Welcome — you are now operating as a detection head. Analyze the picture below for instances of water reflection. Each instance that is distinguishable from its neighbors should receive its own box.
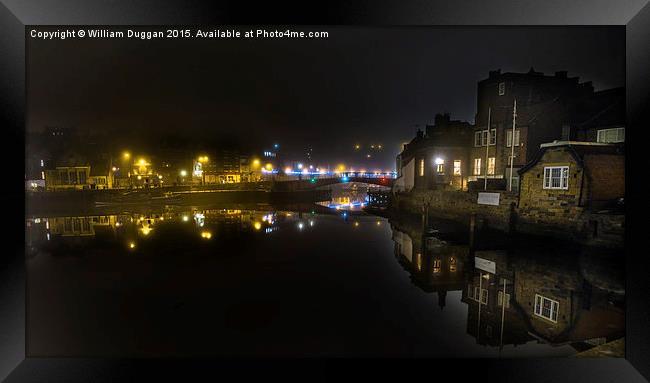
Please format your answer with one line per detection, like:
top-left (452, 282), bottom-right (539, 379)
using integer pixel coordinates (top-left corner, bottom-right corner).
top-left (389, 218), bottom-right (625, 355)
top-left (25, 205), bottom-right (624, 357)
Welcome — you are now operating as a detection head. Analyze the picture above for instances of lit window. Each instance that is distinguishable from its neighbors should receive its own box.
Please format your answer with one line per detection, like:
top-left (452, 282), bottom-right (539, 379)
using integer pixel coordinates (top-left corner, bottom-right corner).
top-left (597, 127), bottom-right (625, 143)
top-left (543, 166), bottom-right (569, 190)
top-left (449, 257), bottom-right (457, 272)
top-left (40, 159), bottom-right (44, 167)
top-left (498, 82), bottom-right (505, 96)
top-left (436, 160), bottom-right (445, 175)
top-left (416, 253), bottom-right (422, 271)
top-left (419, 159), bottom-right (425, 177)
top-left (490, 129), bottom-right (496, 145)
top-left (506, 129), bottom-right (520, 147)
top-left (487, 157), bottom-right (496, 175)
top-left (498, 290), bottom-right (510, 308)
top-left (473, 158), bottom-right (482, 176)
top-left (433, 258), bottom-right (441, 274)
top-left (534, 294), bottom-right (559, 322)
top-left (453, 160), bottom-right (461, 176)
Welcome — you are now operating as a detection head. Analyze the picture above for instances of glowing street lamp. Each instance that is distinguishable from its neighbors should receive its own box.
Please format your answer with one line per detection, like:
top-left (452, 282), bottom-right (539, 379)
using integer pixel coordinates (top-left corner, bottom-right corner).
top-left (123, 152), bottom-right (130, 160)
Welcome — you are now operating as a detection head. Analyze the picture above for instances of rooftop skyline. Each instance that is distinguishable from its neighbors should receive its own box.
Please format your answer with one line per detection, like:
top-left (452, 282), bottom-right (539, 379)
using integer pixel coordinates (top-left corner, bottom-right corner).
top-left (27, 26), bottom-right (625, 168)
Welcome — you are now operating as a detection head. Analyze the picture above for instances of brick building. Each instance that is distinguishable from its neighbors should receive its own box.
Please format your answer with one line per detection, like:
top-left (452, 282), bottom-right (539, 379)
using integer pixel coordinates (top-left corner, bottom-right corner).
top-left (395, 113), bottom-right (474, 192)
top-left (469, 68), bottom-right (598, 191)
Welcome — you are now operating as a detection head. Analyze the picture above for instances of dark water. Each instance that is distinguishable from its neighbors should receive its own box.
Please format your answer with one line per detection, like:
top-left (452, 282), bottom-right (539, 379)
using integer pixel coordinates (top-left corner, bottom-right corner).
top-left (25, 203), bottom-right (624, 357)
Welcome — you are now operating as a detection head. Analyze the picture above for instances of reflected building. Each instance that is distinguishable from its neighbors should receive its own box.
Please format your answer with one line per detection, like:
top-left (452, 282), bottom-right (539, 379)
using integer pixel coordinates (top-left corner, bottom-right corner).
top-left (462, 250), bottom-right (533, 348)
top-left (461, 247), bottom-right (625, 350)
top-left (510, 250), bottom-right (625, 347)
top-left (391, 221), bottom-right (469, 309)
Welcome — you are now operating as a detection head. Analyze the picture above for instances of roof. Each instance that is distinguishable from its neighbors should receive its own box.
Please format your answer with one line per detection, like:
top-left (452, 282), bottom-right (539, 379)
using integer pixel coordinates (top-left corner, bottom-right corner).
top-left (519, 141), bottom-right (624, 175)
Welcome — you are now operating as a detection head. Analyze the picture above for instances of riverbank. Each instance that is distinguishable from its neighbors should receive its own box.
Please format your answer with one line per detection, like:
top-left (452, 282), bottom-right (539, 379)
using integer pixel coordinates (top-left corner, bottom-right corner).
top-left (392, 190), bottom-right (624, 248)
top-left (25, 188), bottom-right (331, 217)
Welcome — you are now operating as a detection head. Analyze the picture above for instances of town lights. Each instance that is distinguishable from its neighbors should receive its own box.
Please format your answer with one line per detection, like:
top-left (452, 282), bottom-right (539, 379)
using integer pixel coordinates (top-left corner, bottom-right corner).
top-left (129, 242), bottom-right (136, 249)
top-left (284, 167), bottom-right (292, 174)
top-left (254, 222), bottom-right (262, 230)
top-left (123, 152), bottom-right (130, 160)
top-left (297, 163), bottom-right (303, 169)
top-left (180, 170), bottom-right (187, 177)
top-left (252, 159), bottom-right (260, 167)
top-left (201, 231), bottom-right (212, 239)
top-left (198, 156), bottom-right (209, 163)
top-left (265, 163), bottom-right (273, 171)
top-left (112, 166), bottom-right (117, 171)
top-left (435, 158), bottom-right (444, 165)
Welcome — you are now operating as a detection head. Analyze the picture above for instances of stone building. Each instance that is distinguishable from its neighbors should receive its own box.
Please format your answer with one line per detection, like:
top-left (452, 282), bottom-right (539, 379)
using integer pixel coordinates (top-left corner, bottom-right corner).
top-left (394, 113), bottom-right (474, 192)
top-left (518, 141), bottom-right (624, 221)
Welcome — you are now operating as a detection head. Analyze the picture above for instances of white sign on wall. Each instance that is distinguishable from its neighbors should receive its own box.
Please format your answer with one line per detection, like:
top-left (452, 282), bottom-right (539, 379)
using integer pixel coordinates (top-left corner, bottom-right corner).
top-left (477, 192), bottom-right (500, 206)
top-left (475, 257), bottom-right (496, 274)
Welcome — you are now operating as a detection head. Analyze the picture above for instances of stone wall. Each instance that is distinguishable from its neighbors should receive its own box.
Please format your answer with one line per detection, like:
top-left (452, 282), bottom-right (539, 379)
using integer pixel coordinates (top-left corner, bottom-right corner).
top-left (394, 189), bottom-right (517, 232)
top-left (393, 189), bottom-right (624, 246)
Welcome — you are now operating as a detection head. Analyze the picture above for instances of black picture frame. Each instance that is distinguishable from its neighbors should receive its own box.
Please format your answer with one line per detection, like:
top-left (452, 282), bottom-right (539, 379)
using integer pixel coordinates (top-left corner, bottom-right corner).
top-left (2, 1), bottom-right (649, 381)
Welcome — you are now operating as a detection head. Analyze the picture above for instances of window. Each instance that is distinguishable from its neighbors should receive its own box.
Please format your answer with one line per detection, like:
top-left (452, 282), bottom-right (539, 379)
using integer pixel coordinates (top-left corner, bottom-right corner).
top-left (498, 291), bottom-right (510, 308)
top-left (78, 171), bottom-right (87, 185)
top-left (534, 294), bottom-right (559, 322)
top-left (416, 253), bottom-right (422, 271)
top-left (597, 127), bottom-right (625, 143)
top-left (487, 157), bottom-right (496, 175)
top-left (475, 129), bottom-right (496, 146)
top-left (470, 286), bottom-right (488, 304)
top-left (64, 218), bottom-right (72, 232)
top-left (449, 257), bottom-right (457, 272)
top-left (473, 158), bottom-right (482, 175)
top-left (506, 129), bottom-right (520, 147)
top-left (436, 160), bottom-right (445, 175)
top-left (433, 258), bottom-right (441, 274)
top-left (453, 160), bottom-right (461, 176)
top-left (543, 166), bottom-right (569, 190)
top-left (69, 171), bottom-right (78, 184)
top-left (419, 159), bottom-right (425, 177)
top-left (498, 82), bottom-right (505, 96)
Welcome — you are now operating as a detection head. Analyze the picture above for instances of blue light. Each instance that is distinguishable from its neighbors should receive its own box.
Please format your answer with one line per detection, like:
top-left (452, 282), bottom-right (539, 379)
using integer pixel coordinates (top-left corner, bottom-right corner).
top-left (341, 176), bottom-right (349, 182)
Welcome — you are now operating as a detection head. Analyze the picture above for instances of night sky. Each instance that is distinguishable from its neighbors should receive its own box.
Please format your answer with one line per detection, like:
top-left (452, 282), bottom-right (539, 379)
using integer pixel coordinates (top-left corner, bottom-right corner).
top-left (27, 26), bottom-right (624, 169)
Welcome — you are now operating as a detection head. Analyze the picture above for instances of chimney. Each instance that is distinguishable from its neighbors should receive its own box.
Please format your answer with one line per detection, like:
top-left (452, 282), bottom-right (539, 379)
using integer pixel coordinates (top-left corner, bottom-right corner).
top-left (488, 69), bottom-right (501, 79)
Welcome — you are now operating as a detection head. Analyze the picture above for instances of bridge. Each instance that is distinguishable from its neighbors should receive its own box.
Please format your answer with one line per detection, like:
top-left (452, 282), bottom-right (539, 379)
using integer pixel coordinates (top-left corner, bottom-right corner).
top-left (269, 172), bottom-right (395, 191)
